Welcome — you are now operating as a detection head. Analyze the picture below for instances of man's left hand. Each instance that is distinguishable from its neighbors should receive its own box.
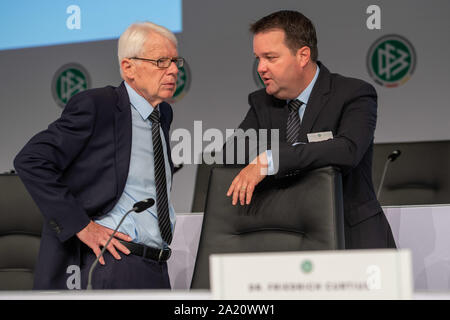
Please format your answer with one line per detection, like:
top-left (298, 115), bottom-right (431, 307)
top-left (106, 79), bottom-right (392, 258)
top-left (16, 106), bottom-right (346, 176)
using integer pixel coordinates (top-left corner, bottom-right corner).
top-left (226, 152), bottom-right (268, 205)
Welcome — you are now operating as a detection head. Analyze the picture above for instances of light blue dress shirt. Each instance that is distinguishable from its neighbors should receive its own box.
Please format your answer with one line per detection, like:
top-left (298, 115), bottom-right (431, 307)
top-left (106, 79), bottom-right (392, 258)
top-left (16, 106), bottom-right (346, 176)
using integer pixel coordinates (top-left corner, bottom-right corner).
top-left (95, 82), bottom-right (176, 249)
top-left (266, 65), bottom-right (320, 175)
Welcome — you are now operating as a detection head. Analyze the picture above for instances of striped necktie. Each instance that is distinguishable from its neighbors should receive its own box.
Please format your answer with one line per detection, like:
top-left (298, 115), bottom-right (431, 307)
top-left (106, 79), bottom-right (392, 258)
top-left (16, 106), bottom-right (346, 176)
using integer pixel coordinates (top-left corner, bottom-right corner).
top-left (149, 108), bottom-right (172, 245)
top-left (286, 99), bottom-right (304, 144)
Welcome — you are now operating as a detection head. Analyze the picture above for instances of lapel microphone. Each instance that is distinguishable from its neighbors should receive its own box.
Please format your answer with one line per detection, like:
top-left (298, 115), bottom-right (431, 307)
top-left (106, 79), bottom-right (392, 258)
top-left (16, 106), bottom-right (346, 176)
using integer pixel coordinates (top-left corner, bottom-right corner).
top-left (87, 198), bottom-right (155, 290)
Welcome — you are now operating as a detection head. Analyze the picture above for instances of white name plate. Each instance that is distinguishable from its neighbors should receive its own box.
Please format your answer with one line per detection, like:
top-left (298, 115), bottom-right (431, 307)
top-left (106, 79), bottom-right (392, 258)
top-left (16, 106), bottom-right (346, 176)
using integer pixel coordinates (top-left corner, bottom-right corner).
top-left (210, 249), bottom-right (412, 300)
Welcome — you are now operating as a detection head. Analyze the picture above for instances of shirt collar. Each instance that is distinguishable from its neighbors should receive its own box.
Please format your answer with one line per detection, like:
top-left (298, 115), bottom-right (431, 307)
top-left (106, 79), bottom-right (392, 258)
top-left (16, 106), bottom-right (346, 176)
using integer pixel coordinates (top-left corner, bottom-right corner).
top-left (124, 81), bottom-right (156, 120)
top-left (294, 64), bottom-right (320, 105)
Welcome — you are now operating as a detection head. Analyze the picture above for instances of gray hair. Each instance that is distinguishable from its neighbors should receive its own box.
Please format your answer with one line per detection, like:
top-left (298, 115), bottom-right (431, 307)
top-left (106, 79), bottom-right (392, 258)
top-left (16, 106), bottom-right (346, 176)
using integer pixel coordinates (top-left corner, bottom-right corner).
top-left (118, 22), bottom-right (177, 75)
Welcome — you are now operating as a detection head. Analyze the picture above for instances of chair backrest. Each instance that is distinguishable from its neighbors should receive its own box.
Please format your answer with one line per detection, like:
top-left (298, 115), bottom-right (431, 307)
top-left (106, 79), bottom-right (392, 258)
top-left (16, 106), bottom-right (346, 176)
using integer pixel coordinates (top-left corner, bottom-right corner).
top-left (373, 141), bottom-right (450, 206)
top-left (191, 166), bottom-right (345, 289)
top-left (0, 174), bottom-right (43, 290)
top-left (191, 161), bottom-right (223, 212)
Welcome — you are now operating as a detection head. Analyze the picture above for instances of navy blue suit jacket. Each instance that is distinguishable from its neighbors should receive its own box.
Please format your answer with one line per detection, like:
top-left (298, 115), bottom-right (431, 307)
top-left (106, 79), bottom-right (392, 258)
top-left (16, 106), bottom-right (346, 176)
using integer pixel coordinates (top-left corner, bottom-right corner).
top-left (234, 62), bottom-right (396, 249)
top-left (14, 82), bottom-right (174, 289)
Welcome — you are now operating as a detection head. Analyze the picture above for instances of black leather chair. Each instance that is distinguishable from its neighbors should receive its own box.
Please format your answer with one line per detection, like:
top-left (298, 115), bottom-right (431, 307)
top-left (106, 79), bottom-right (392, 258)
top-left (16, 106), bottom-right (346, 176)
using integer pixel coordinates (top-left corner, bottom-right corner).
top-left (191, 166), bottom-right (345, 289)
top-left (373, 140), bottom-right (450, 206)
top-left (191, 160), bottom-right (223, 212)
top-left (0, 174), bottom-right (43, 290)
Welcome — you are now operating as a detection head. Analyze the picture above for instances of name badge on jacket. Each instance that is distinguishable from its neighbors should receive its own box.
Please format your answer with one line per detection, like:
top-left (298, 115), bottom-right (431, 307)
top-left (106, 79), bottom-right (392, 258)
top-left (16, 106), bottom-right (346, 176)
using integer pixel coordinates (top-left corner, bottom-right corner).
top-left (307, 131), bottom-right (333, 143)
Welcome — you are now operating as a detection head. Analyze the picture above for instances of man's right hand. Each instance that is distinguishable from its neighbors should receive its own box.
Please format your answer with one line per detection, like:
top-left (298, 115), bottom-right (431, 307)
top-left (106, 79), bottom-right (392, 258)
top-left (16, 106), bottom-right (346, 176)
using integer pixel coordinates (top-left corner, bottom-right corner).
top-left (76, 221), bottom-right (132, 265)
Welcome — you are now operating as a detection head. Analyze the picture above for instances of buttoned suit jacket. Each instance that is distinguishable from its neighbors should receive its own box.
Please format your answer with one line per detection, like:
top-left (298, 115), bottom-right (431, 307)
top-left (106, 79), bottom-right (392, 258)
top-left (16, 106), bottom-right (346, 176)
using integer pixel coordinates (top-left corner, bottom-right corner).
top-left (14, 82), bottom-right (174, 289)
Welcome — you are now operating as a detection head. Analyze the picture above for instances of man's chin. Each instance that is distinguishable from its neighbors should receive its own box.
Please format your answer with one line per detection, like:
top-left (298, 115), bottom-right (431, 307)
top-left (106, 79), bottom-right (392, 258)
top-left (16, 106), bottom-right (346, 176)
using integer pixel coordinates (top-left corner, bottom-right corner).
top-left (265, 86), bottom-right (279, 97)
top-left (265, 86), bottom-right (274, 95)
top-left (265, 87), bottom-right (288, 100)
top-left (161, 90), bottom-right (176, 100)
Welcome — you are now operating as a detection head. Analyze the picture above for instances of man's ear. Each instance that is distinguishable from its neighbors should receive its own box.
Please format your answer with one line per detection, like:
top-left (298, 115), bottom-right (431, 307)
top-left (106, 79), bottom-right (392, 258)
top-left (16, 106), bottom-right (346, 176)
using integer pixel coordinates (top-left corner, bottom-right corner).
top-left (296, 46), bottom-right (311, 68)
top-left (121, 58), bottom-right (135, 79)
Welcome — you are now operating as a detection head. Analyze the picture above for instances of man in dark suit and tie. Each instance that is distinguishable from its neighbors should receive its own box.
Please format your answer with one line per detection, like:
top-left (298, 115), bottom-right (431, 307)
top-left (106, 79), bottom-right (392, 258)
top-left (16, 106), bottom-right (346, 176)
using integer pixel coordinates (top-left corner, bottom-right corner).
top-left (14, 22), bottom-right (183, 289)
top-left (226, 10), bottom-right (396, 249)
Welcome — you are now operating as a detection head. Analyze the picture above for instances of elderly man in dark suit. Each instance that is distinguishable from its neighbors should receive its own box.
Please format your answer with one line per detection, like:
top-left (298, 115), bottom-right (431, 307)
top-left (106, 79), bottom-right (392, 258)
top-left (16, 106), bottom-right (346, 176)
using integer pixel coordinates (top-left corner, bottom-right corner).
top-left (226, 10), bottom-right (396, 249)
top-left (14, 22), bottom-right (183, 289)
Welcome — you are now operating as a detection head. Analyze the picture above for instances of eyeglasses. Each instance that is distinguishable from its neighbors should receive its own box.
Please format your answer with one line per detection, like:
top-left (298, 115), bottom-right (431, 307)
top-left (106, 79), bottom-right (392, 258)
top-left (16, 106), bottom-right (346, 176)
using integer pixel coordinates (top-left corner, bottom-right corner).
top-left (130, 57), bottom-right (184, 68)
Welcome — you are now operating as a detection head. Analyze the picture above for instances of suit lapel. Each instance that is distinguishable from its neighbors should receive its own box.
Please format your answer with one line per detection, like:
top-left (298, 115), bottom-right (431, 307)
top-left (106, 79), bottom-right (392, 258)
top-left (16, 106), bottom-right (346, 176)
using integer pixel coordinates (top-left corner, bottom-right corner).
top-left (264, 62), bottom-right (332, 143)
top-left (114, 82), bottom-right (132, 197)
top-left (267, 96), bottom-right (288, 142)
top-left (298, 62), bottom-right (332, 142)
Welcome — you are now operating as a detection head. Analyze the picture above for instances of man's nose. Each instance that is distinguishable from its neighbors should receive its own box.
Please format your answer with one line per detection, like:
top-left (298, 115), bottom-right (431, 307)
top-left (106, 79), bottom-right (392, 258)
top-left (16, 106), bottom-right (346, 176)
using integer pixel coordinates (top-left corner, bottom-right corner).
top-left (257, 60), bottom-right (267, 74)
top-left (168, 60), bottom-right (179, 75)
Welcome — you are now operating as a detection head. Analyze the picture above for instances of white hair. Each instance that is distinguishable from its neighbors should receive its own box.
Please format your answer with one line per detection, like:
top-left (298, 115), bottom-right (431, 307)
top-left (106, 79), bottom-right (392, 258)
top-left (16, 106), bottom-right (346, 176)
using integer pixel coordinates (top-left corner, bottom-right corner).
top-left (118, 22), bottom-right (178, 76)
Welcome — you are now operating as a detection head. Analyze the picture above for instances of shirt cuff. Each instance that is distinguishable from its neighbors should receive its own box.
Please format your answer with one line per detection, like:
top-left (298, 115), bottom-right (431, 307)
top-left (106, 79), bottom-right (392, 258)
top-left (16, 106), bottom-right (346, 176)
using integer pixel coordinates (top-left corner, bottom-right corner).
top-left (266, 150), bottom-right (275, 176)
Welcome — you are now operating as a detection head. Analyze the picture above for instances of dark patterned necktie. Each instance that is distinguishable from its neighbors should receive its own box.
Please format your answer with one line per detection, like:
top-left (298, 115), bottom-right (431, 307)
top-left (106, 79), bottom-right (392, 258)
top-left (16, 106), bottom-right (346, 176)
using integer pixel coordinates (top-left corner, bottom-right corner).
top-left (149, 108), bottom-right (172, 245)
top-left (286, 99), bottom-right (304, 144)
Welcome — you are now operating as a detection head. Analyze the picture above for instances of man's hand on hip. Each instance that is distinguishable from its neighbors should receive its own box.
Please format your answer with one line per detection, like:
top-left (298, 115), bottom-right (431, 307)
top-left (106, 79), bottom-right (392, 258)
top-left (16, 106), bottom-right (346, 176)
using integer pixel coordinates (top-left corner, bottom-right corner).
top-left (227, 152), bottom-right (268, 206)
top-left (76, 221), bottom-right (132, 265)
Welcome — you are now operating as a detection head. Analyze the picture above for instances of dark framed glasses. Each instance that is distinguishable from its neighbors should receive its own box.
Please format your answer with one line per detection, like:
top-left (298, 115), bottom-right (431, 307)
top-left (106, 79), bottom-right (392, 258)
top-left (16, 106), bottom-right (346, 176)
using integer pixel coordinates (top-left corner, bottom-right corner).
top-left (130, 57), bottom-right (184, 68)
